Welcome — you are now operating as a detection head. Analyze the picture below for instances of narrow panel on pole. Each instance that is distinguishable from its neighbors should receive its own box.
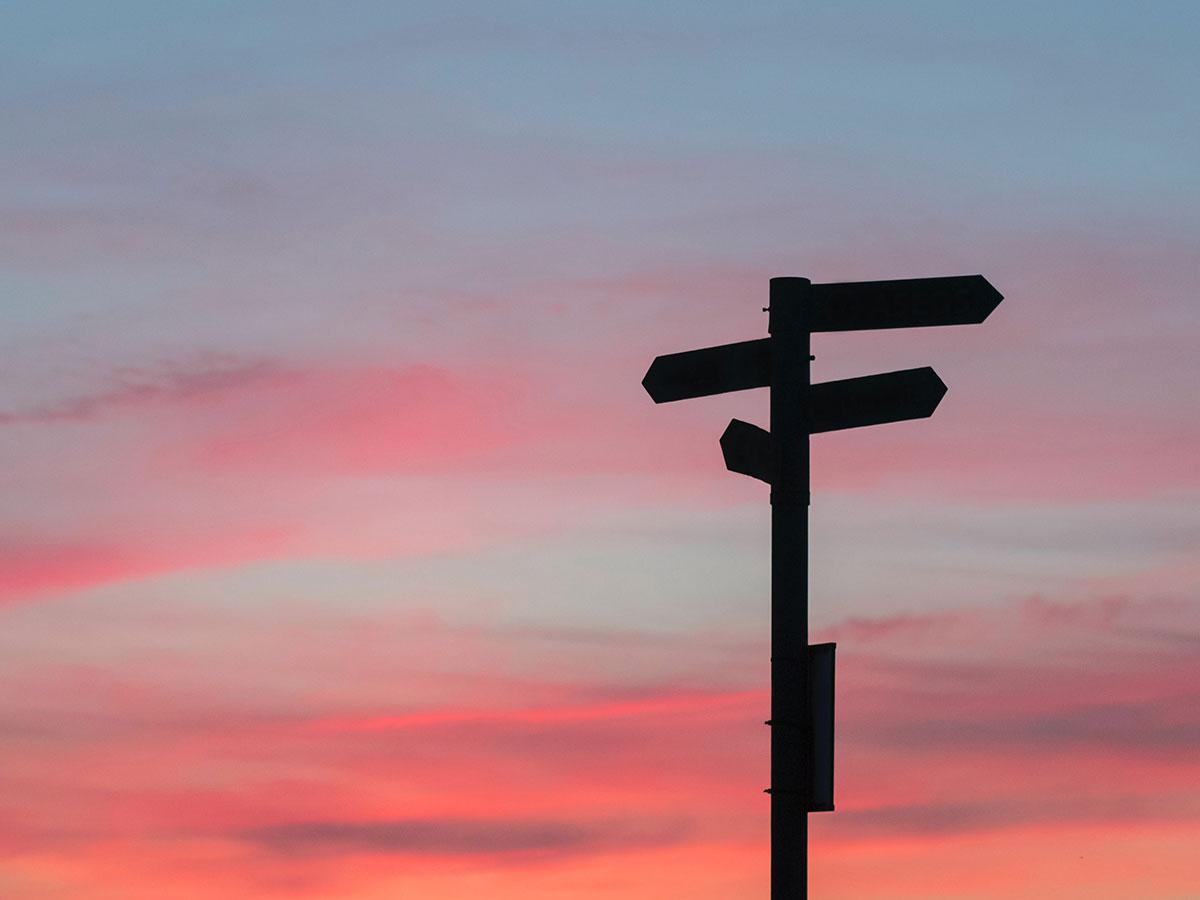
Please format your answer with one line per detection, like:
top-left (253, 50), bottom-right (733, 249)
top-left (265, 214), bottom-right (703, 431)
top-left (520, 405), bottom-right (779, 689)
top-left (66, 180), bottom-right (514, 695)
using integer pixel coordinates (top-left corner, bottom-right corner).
top-left (809, 642), bottom-right (835, 812)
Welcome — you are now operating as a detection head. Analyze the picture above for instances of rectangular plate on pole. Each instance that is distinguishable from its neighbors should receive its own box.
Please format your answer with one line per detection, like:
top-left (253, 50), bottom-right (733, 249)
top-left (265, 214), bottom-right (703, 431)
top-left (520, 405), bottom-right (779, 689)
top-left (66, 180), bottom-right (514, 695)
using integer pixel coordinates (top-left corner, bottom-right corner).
top-left (809, 367), bottom-right (947, 433)
top-left (810, 642), bottom-right (835, 812)
top-left (642, 337), bottom-right (771, 403)
top-left (808, 275), bottom-right (1002, 332)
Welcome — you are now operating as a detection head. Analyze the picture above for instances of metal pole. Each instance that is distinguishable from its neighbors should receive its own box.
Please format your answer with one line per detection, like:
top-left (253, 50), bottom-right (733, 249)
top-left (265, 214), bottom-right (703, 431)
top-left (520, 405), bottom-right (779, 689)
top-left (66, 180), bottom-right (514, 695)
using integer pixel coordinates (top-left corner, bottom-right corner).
top-left (768, 277), bottom-right (811, 899)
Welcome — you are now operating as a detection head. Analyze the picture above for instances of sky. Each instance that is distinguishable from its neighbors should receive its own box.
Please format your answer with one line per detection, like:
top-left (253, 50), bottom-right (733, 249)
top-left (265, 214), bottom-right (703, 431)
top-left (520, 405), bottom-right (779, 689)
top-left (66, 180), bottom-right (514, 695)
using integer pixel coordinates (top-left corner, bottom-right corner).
top-left (1, 2), bottom-right (1198, 897)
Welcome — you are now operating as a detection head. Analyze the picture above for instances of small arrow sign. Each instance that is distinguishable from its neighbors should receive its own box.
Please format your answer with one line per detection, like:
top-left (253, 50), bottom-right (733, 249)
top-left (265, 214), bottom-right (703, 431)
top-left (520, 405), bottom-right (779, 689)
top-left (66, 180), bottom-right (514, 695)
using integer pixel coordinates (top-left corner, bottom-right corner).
top-left (642, 338), bottom-right (770, 403)
top-left (809, 367), bottom-right (947, 433)
top-left (808, 275), bottom-right (1002, 332)
top-left (721, 418), bottom-right (778, 483)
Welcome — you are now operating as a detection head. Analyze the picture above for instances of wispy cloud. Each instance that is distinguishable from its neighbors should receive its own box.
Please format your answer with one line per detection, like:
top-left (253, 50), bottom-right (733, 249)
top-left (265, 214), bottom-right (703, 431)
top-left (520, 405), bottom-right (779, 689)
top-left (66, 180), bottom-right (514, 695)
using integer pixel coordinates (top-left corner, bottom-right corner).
top-left (0, 355), bottom-right (285, 425)
top-left (828, 793), bottom-right (1200, 839)
top-left (0, 528), bottom-right (291, 604)
top-left (0, 594), bottom-right (1196, 896)
top-left (306, 688), bottom-right (764, 734)
top-left (240, 815), bottom-right (691, 860)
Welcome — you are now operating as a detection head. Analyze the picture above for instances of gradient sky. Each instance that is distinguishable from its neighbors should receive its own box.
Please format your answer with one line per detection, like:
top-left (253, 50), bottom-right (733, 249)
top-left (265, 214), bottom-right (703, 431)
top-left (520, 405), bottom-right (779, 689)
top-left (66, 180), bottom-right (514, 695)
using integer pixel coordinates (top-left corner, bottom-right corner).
top-left (2, 3), bottom-right (1198, 898)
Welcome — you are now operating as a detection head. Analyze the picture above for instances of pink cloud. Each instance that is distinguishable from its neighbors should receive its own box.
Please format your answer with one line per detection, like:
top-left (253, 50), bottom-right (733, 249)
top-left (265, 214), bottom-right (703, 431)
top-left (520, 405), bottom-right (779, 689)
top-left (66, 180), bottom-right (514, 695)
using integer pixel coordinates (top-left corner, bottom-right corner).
top-left (0, 595), bottom-right (1197, 896)
top-left (183, 364), bottom-right (529, 476)
top-left (811, 411), bottom-right (1198, 500)
top-left (0, 355), bottom-right (284, 426)
top-left (0, 528), bottom-right (291, 605)
top-left (306, 688), bottom-right (764, 734)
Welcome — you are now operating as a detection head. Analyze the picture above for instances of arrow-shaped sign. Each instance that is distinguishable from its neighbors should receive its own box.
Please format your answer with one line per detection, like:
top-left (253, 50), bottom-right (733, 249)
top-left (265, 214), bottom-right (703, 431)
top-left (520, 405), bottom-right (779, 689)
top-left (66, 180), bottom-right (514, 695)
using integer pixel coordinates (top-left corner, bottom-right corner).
top-left (808, 274), bottom-right (1001, 332)
top-left (721, 368), bottom-right (947, 483)
top-left (643, 277), bottom-right (998, 403)
top-left (721, 418), bottom-right (778, 483)
top-left (809, 367), bottom-right (947, 433)
top-left (642, 337), bottom-right (770, 403)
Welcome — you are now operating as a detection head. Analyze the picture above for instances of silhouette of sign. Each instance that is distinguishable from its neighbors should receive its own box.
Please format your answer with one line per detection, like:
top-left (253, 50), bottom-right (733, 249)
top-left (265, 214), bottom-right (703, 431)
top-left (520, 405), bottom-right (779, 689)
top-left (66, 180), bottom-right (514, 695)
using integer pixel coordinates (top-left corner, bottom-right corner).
top-left (809, 367), bottom-right (947, 433)
top-left (642, 272), bottom-right (1002, 898)
top-left (643, 277), bottom-right (998, 403)
top-left (809, 642), bottom-right (835, 812)
top-left (721, 418), bottom-right (777, 483)
top-left (808, 274), bottom-right (1002, 332)
top-left (765, 642), bottom-right (834, 812)
top-left (721, 368), bottom-right (946, 483)
top-left (642, 337), bottom-right (769, 403)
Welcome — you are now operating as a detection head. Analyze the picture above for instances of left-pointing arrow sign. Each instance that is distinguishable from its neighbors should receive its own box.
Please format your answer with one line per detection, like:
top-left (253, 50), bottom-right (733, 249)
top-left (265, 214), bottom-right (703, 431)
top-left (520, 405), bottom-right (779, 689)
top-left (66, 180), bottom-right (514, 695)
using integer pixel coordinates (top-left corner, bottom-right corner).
top-left (721, 418), bottom-right (778, 483)
top-left (642, 337), bottom-right (771, 403)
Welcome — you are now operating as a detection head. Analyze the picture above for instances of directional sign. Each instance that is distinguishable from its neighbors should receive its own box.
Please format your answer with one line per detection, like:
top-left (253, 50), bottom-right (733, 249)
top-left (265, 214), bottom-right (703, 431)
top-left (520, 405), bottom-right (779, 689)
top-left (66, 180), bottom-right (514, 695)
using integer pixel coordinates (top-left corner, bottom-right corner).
top-left (642, 337), bottom-right (770, 403)
top-left (809, 367), bottom-right (946, 433)
top-left (808, 275), bottom-right (1002, 332)
top-left (721, 418), bottom-right (777, 483)
top-left (721, 368), bottom-right (946, 483)
top-left (642, 272), bottom-right (1001, 898)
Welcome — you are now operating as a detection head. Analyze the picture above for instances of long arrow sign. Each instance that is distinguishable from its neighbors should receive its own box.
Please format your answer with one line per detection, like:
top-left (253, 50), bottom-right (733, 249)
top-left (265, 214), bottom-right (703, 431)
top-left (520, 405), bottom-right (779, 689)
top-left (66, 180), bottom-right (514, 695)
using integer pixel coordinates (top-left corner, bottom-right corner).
top-left (808, 274), bottom-right (1001, 332)
top-left (721, 367), bottom-right (947, 482)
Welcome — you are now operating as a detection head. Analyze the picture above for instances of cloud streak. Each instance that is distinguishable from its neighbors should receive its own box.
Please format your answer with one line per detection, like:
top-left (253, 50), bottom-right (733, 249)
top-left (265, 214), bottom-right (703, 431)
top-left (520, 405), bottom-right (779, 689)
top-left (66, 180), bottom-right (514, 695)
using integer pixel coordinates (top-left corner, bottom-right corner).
top-left (0, 593), bottom-right (1196, 897)
top-left (240, 815), bottom-right (691, 860)
top-left (307, 688), bottom-right (763, 734)
top-left (0, 356), bottom-right (284, 426)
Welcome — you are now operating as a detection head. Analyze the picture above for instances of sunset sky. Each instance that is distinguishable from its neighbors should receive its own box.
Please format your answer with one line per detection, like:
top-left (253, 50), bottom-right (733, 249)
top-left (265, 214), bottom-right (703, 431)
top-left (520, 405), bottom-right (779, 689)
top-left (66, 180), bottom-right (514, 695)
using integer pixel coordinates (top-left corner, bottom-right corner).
top-left (2, 3), bottom-right (1198, 898)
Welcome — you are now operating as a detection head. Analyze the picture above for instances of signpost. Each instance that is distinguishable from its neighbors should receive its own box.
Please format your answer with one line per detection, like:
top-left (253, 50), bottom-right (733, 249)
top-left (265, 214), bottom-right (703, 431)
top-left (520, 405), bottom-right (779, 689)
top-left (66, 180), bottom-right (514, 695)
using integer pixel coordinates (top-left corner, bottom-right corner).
top-left (642, 274), bottom-right (1002, 899)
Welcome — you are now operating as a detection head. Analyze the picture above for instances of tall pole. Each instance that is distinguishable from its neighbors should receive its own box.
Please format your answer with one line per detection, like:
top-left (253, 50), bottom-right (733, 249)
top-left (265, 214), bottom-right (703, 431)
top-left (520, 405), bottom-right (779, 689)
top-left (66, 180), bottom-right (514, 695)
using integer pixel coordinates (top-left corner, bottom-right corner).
top-left (769, 277), bottom-right (811, 899)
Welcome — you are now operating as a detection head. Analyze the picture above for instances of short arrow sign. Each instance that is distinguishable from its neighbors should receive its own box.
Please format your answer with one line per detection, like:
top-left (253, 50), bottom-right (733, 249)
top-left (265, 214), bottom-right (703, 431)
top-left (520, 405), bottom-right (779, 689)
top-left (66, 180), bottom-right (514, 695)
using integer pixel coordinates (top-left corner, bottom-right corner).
top-left (809, 367), bottom-right (947, 433)
top-left (642, 337), bottom-right (770, 403)
top-left (721, 419), bottom-right (778, 483)
top-left (808, 274), bottom-right (1002, 332)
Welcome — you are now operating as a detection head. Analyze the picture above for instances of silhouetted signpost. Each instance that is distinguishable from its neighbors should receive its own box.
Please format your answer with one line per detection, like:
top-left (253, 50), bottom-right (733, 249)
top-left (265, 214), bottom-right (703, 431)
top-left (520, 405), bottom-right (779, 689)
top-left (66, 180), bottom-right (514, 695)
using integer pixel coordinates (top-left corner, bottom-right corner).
top-left (642, 274), bottom-right (1002, 899)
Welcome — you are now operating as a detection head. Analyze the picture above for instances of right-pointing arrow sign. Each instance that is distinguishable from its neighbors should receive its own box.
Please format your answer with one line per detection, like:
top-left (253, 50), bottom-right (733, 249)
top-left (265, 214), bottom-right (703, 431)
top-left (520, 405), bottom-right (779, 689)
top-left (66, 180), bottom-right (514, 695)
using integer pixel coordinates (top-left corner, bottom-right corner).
top-left (721, 368), bottom-right (947, 484)
top-left (808, 274), bottom-right (1002, 332)
top-left (809, 367), bottom-right (947, 433)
